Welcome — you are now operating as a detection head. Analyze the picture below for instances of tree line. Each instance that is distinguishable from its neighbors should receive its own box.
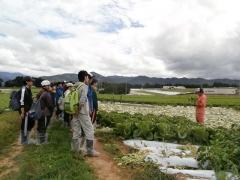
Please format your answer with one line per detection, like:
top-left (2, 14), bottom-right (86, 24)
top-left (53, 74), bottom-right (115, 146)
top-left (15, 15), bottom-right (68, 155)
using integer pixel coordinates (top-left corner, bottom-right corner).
top-left (1, 76), bottom-right (239, 94)
top-left (1, 76), bottom-right (44, 87)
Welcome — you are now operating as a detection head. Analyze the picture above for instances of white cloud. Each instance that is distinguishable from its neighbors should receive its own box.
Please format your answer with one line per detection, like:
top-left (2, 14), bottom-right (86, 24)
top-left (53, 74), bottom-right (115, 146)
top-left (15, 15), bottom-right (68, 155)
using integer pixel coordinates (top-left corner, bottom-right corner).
top-left (0, 0), bottom-right (240, 79)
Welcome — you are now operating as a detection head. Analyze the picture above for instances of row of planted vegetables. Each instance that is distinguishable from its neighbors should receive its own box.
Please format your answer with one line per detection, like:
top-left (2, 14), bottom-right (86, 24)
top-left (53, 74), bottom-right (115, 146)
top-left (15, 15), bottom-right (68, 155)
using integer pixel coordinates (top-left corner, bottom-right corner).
top-left (97, 111), bottom-right (240, 176)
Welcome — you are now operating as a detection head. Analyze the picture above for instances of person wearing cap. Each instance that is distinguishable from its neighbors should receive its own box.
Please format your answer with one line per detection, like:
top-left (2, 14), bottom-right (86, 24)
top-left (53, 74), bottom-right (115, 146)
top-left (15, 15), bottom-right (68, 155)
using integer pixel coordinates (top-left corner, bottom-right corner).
top-left (36, 80), bottom-right (54, 144)
top-left (196, 88), bottom-right (207, 125)
top-left (19, 76), bottom-right (34, 144)
top-left (63, 82), bottom-right (74, 127)
top-left (71, 70), bottom-right (99, 156)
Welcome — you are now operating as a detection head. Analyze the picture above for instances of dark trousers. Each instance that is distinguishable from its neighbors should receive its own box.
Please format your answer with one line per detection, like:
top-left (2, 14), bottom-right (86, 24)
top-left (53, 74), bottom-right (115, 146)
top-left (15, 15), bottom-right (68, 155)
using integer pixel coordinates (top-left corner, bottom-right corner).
top-left (64, 112), bottom-right (71, 126)
top-left (37, 116), bottom-right (51, 134)
top-left (90, 110), bottom-right (97, 124)
top-left (20, 112), bottom-right (35, 132)
top-left (37, 116), bottom-right (51, 144)
top-left (20, 112), bottom-right (35, 144)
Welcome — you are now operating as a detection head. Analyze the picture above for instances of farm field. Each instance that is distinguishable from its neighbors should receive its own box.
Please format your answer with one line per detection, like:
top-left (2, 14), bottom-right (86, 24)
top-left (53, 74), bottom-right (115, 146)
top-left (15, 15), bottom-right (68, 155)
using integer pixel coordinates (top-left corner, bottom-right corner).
top-left (98, 93), bottom-right (240, 109)
top-left (2, 0), bottom-right (240, 179)
top-left (97, 111), bottom-right (240, 179)
top-left (2, 88), bottom-right (240, 109)
top-left (99, 102), bottom-right (240, 129)
top-left (0, 89), bottom-right (240, 179)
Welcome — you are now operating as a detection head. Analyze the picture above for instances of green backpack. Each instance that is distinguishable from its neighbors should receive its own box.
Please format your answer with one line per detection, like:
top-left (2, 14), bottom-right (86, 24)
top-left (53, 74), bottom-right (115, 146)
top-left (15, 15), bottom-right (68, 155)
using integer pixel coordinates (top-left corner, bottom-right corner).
top-left (64, 84), bottom-right (84, 114)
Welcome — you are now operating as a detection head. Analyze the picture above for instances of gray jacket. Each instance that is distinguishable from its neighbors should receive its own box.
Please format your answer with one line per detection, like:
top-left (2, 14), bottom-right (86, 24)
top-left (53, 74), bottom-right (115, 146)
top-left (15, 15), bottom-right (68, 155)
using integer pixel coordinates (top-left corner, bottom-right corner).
top-left (75, 82), bottom-right (89, 116)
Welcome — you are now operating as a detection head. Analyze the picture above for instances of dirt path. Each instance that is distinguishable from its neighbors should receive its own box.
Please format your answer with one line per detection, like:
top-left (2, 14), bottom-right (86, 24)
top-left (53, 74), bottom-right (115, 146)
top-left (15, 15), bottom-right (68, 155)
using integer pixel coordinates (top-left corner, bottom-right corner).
top-left (86, 139), bottom-right (133, 180)
top-left (0, 140), bottom-right (23, 179)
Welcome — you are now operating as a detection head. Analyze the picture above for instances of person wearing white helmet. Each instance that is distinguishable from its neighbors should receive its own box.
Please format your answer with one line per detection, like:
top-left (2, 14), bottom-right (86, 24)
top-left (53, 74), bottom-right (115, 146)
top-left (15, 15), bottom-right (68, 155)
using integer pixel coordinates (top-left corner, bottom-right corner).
top-left (36, 80), bottom-right (54, 144)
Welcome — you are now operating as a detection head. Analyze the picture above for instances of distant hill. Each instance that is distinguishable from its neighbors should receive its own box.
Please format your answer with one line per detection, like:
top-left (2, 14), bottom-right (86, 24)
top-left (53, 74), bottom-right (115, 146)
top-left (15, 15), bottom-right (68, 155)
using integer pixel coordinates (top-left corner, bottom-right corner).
top-left (41, 72), bottom-right (240, 86)
top-left (0, 72), bottom-right (24, 81)
top-left (42, 73), bottom-right (79, 82)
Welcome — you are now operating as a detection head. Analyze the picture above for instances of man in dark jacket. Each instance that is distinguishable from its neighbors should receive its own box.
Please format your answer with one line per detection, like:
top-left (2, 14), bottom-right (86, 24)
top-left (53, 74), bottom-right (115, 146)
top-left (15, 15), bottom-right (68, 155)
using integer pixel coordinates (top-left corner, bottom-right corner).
top-left (91, 79), bottom-right (98, 124)
top-left (37, 80), bottom-right (54, 144)
top-left (87, 73), bottom-right (94, 116)
top-left (19, 76), bottom-right (34, 144)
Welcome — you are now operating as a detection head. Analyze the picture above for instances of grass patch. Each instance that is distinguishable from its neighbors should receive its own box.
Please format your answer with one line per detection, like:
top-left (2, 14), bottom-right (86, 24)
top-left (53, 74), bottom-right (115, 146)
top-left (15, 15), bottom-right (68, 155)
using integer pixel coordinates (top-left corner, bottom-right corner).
top-left (104, 143), bottom-right (122, 157)
top-left (134, 164), bottom-right (176, 180)
top-left (96, 128), bottom-right (123, 157)
top-left (0, 92), bottom-right (10, 111)
top-left (0, 112), bottom-right (19, 155)
top-left (4, 122), bottom-right (95, 180)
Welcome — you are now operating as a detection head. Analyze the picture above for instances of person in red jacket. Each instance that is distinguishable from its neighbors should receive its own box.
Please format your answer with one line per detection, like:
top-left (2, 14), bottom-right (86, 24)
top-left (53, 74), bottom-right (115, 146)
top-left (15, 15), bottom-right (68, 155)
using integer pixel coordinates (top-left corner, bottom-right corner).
top-left (196, 88), bottom-right (207, 125)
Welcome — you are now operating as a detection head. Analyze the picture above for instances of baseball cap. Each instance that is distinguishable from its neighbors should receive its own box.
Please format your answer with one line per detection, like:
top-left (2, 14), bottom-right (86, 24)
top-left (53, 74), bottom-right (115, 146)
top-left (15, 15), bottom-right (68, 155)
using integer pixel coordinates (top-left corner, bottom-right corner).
top-left (24, 76), bottom-right (33, 82)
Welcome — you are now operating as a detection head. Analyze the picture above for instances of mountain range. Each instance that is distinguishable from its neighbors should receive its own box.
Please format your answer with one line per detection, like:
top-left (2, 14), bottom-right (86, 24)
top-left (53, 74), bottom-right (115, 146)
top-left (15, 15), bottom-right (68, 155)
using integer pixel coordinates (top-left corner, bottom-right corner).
top-left (0, 72), bottom-right (23, 81)
top-left (1, 71), bottom-right (240, 86)
top-left (42, 72), bottom-right (240, 86)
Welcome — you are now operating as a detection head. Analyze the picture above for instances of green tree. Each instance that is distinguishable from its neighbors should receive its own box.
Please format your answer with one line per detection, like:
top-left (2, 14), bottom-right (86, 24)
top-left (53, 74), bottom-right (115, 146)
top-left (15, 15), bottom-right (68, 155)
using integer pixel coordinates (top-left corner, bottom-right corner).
top-left (33, 77), bottom-right (44, 87)
top-left (5, 76), bottom-right (24, 87)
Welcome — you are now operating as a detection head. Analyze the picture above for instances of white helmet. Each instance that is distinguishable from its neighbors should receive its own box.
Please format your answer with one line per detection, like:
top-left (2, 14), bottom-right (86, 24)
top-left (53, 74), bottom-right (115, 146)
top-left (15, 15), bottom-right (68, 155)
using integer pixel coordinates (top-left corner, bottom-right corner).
top-left (66, 83), bottom-right (74, 87)
top-left (41, 80), bottom-right (51, 87)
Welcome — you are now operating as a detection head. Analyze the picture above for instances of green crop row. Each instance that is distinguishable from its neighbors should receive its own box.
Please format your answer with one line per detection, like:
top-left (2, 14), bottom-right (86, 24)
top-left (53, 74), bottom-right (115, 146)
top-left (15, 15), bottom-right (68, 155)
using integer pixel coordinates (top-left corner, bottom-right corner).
top-left (98, 111), bottom-right (217, 145)
top-left (97, 111), bottom-right (240, 176)
top-left (98, 94), bottom-right (240, 109)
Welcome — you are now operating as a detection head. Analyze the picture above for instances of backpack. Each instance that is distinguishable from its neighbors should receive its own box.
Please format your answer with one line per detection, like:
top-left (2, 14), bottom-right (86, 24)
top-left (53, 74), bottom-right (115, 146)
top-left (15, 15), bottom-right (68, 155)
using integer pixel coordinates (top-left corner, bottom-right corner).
top-left (64, 84), bottom-right (84, 115)
top-left (58, 96), bottom-right (64, 111)
top-left (28, 100), bottom-right (43, 120)
top-left (9, 89), bottom-right (21, 111)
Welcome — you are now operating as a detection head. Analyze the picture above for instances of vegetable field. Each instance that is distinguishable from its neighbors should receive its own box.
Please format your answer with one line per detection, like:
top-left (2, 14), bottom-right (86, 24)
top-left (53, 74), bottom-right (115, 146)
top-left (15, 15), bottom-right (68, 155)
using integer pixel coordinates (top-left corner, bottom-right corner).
top-left (99, 102), bottom-right (240, 129)
top-left (99, 94), bottom-right (240, 109)
top-left (1, 89), bottom-right (240, 179)
top-left (97, 111), bottom-right (240, 179)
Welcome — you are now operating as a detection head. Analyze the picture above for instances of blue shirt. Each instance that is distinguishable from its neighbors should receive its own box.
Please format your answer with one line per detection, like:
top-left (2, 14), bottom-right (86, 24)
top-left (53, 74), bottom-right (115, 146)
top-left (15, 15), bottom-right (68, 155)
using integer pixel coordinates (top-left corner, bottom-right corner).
top-left (87, 86), bottom-right (94, 113)
top-left (56, 87), bottom-right (64, 102)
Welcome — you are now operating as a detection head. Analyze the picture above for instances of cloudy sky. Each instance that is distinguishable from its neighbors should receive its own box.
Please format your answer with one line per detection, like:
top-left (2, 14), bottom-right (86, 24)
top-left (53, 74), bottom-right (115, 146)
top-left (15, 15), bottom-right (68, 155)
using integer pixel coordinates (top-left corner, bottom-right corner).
top-left (0, 0), bottom-right (240, 79)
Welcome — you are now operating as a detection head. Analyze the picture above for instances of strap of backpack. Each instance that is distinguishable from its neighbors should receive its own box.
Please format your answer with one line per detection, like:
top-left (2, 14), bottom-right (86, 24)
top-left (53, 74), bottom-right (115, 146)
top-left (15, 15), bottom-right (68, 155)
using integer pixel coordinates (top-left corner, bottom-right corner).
top-left (76, 84), bottom-right (84, 91)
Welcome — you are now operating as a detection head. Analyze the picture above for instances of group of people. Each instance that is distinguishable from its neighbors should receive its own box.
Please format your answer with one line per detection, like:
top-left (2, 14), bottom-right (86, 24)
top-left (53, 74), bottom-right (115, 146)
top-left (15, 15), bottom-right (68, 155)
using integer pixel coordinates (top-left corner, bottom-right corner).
top-left (19, 70), bottom-right (99, 157)
top-left (18, 71), bottom-right (207, 157)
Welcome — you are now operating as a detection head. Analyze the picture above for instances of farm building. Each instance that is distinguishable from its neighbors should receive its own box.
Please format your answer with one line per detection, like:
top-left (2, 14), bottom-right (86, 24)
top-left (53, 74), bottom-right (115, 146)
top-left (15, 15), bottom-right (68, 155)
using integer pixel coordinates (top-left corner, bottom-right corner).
top-left (201, 88), bottom-right (238, 95)
top-left (163, 86), bottom-right (186, 90)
